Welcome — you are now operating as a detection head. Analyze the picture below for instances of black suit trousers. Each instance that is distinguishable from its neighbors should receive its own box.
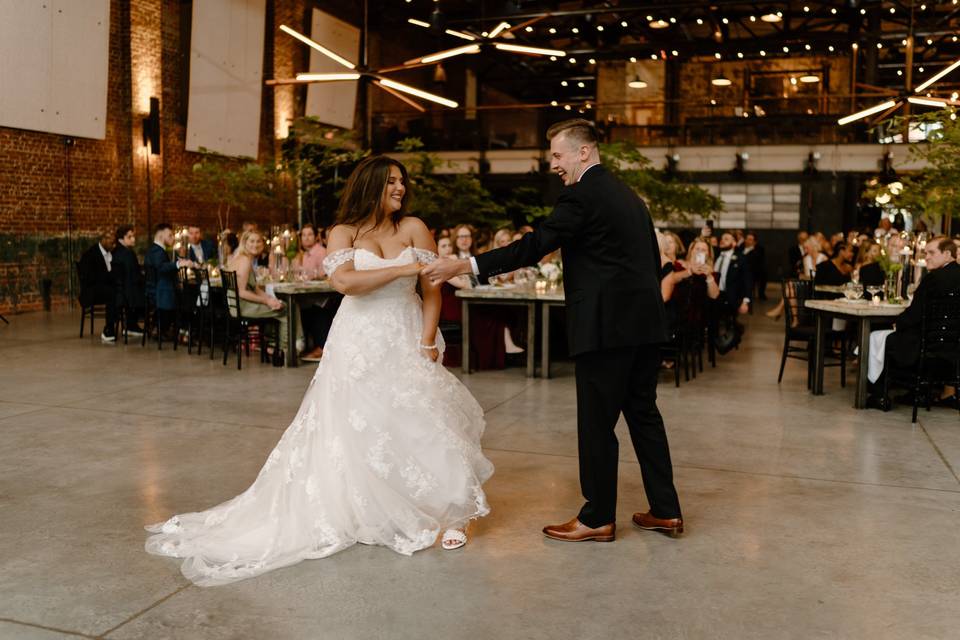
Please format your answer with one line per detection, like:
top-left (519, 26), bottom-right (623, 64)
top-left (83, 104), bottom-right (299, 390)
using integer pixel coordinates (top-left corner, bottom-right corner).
top-left (575, 345), bottom-right (682, 527)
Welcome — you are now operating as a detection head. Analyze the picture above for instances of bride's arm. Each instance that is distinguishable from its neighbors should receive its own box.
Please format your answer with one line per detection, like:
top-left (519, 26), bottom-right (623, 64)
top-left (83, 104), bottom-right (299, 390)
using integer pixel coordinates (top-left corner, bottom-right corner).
top-left (326, 225), bottom-right (421, 296)
top-left (410, 220), bottom-right (441, 361)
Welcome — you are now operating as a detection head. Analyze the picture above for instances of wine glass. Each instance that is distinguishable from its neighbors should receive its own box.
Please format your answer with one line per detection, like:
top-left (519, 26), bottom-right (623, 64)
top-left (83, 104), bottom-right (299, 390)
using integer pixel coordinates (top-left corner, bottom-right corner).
top-left (842, 282), bottom-right (861, 301)
top-left (866, 285), bottom-right (882, 302)
top-left (906, 283), bottom-right (917, 302)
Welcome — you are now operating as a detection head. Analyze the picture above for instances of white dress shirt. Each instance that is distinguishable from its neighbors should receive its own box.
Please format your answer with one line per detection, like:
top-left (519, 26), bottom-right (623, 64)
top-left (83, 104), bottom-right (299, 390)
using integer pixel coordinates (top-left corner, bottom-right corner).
top-left (189, 242), bottom-right (204, 263)
top-left (99, 243), bottom-right (112, 273)
top-left (717, 249), bottom-right (733, 292)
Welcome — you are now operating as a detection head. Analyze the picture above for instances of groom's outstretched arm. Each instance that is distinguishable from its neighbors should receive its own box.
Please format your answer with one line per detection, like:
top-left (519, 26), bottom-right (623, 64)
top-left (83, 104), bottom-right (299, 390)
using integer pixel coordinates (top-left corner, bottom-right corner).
top-left (475, 190), bottom-right (584, 281)
top-left (423, 191), bottom-right (585, 285)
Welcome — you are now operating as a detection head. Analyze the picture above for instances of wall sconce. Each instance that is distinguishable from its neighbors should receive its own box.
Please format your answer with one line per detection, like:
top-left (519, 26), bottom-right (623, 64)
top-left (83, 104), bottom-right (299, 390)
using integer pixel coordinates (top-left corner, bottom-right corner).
top-left (734, 152), bottom-right (748, 174)
top-left (141, 97), bottom-right (160, 156)
top-left (803, 151), bottom-right (821, 175)
top-left (665, 152), bottom-right (680, 177)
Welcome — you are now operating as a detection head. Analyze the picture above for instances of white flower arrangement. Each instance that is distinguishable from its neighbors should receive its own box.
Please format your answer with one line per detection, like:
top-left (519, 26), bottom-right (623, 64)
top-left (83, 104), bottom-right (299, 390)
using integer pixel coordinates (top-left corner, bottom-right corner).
top-left (539, 261), bottom-right (562, 283)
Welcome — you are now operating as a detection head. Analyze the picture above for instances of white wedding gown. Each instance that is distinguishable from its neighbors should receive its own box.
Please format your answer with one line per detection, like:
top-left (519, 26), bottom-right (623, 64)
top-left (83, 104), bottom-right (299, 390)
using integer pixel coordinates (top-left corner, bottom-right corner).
top-left (145, 247), bottom-right (493, 586)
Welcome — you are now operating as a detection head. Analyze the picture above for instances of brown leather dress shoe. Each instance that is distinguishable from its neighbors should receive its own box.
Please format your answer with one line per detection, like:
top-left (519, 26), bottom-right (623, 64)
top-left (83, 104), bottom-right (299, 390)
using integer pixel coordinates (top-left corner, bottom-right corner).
top-left (542, 517), bottom-right (615, 542)
top-left (632, 511), bottom-right (684, 538)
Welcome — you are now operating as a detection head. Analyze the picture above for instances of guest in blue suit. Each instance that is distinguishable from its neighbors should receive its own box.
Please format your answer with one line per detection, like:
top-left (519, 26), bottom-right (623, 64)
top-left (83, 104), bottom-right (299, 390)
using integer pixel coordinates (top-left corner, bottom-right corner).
top-left (184, 225), bottom-right (218, 265)
top-left (144, 223), bottom-right (193, 336)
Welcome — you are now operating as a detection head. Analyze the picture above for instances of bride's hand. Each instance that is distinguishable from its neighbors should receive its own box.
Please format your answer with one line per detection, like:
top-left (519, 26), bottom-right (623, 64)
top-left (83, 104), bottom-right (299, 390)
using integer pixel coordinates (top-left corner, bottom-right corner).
top-left (420, 345), bottom-right (439, 362)
top-left (399, 262), bottom-right (424, 277)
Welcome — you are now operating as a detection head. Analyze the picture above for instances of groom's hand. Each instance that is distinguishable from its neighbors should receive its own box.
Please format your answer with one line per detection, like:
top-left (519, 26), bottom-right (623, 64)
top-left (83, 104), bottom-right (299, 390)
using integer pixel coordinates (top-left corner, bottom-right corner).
top-left (423, 258), bottom-right (472, 286)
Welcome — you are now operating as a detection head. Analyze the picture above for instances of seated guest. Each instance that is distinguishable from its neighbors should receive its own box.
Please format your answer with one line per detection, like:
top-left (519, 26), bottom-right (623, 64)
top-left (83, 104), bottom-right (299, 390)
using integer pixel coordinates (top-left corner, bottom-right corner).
top-left (867, 237), bottom-right (960, 409)
top-left (229, 230), bottom-right (302, 357)
top-left (112, 225), bottom-right (144, 335)
top-left (493, 227), bottom-right (514, 250)
top-left (788, 230), bottom-right (809, 277)
top-left (144, 223), bottom-right (193, 338)
top-left (814, 241), bottom-right (854, 287)
top-left (802, 235), bottom-right (827, 278)
top-left (223, 233), bottom-right (240, 270)
top-left (855, 240), bottom-right (885, 290)
top-left (661, 231), bottom-right (685, 269)
top-left (453, 224), bottom-right (479, 286)
top-left (661, 238), bottom-right (720, 333)
top-left (438, 236), bottom-right (473, 294)
top-left (743, 231), bottom-right (767, 300)
top-left (185, 226), bottom-right (217, 264)
top-left (293, 223), bottom-right (326, 277)
top-left (295, 224), bottom-right (336, 363)
top-left (78, 230), bottom-right (119, 343)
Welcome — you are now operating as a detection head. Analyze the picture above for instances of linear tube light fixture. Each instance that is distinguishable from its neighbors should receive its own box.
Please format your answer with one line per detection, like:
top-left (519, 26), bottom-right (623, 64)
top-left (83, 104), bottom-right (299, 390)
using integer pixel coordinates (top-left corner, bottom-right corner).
top-left (837, 100), bottom-right (898, 125)
top-left (378, 78), bottom-right (459, 108)
top-left (279, 25), bottom-right (355, 69)
top-left (493, 43), bottom-right (565, 56)
top-left (914, 58), bottom-right (960, 93)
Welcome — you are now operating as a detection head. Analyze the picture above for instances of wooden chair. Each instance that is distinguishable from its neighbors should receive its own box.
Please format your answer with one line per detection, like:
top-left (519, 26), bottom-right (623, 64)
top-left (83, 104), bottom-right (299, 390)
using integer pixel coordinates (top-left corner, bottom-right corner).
top-left (777, 279), bottom-right (846, 388)
top-left (75, 261), bottom-right (105, 338)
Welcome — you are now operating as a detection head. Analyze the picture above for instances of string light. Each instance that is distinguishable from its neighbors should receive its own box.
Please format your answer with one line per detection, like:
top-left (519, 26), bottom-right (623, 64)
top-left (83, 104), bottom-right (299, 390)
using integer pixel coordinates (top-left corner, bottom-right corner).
top-left (525, 26), bottom-right (533, 32)
top-left (715, 52), bottom-right (722, 59)
top-left (737, 52), bottom-right (743, 59)
top-left (760, 50), bottom-right (766, 56)
top-left (828, 45), bottom-right (835, 52)
top-left (649, 19), bottom-right (669, 29)
top-left (832, 7), bottom-right (838, 14)
top-left (571, 27), bottom-right (579, 34)
top-left (577, 81), bottom-right (585, 88)
top-left (805, 44), bottom-right (811, 51)
top-left (568, 57), bottom-right (576, 63)
top-left (650, 53), bottom-right (658, 59)
top-left (596, 25), bottom-right (604, 31)
top-left (621, 20), bottom-right (628, 27)
top-left (588, 58), bottom-right (596, 64)
top-left (722, 17), bottom-right (729, 24)
top-left (696, 18), bottom-right (704, 25)
top-left (671, 50), bottom-right (679, 56)
top-left (548, 27), bottom-right (556, 34)
top-left (550, 100), bottom-right (558, 106)
top-left (783, 45), bottom-right (789, 52)
top-left (629, 56), bottom-right (637, 62)
top-left (749, 15), bottom-right (757, 22)
top-left (560, 80), bottom-right (568, 86)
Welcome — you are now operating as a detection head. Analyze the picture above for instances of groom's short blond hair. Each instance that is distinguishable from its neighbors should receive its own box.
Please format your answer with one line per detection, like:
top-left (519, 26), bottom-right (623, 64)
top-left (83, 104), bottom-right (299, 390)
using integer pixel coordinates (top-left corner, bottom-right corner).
top-left (546, 119), bottom-right (598, 147)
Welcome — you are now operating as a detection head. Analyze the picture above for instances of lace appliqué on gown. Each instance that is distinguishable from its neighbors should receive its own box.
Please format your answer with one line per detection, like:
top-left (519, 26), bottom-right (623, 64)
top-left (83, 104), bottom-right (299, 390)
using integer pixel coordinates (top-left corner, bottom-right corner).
top-left (145, 245), bottom-right (493, 586)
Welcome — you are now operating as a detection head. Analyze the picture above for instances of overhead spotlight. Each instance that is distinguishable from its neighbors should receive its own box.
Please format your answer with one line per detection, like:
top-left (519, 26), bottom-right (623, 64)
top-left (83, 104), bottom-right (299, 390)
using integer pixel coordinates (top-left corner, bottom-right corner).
top-left (670, 18), bottom-right (677, 23)
top-left (588, 58), bottom-right (596, 64)
top-left (889, 6), bottom-right (895, 13)
top-left (577, 81), bottom-right (585, 88)
top-left (571, 27), bottom-right (579, 34)
top-left (563, 104), bottom-right (572, 111)
top-left (629, 56), bottom-right (637, 63)
top-left (628, 75), bottom-right (648, 88)
top-left (621, 20), bottom-right (628, 27)
top-left (651, 53), bottom-right (658, 59)
top-left (859, 8), bottom-right (865, 14)
top-left (805, 44), bottom-right (812, 51)
top-left (926, 39), bottom-right (933, 45)
top-left (712, 75), bottom-right (733, 86)
top-left (649, 19), bottom-right (669, 29)
top-left (666, 153), bottom-right (680, 175)
top-left (897, 69), bottom-right (903, 76)
top-left (803, 151), bottom-right (820, 175)
top-left (568, 57), bottom-right (576, 63)
top-left (715, 52), bottom-right (722, 59)
top-left (800, 74), bottom-right (820, 83)
top-left (734, 152), bottom-right (749, 174)
top-left (550, 56), bottom-right (557, 61)
top-left (722, 17), bottom-right (730, 24)
top-left (761, 13), bottom-right (782, 23)
top-left (803, 5), bottom-right (810, 12)
top-left (596, 25), bottom-right (604, 31)
top-left (877, 42), bottom-right (883, 49)
top-left (550, 100), bottom-right (558, 106)
top-left (696, 18), bottom-right (704, 25)
top-left (710, 99), bottom-right (717, 105)
top-left (561, 80), bottom-right (568, 86)
top-left (828, 45), bottom-right (835, 52)
top-left (671, 50), bottom-right (679, 56)
top-left (790, 77), bottom-right (798, 85)
top-left (750, 15), bottom-right (757, 22)
top-left (760, 50), bottom-right (766, 56)
top-left (783, 46), bottom-right (790, 52)
top-left (526, 26), bottom-right (533, 32)
top-left (737, 52), bottom-right (744, 59)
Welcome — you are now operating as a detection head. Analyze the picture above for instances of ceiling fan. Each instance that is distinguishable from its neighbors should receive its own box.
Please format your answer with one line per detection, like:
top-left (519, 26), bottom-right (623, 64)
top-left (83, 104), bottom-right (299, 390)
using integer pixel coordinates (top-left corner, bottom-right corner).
top-left (838, 56), bottom-right (960, 126)
top-left (266, 4), bottom-right (460, 112)
top-left (402, 13), bottom-right (565, 68)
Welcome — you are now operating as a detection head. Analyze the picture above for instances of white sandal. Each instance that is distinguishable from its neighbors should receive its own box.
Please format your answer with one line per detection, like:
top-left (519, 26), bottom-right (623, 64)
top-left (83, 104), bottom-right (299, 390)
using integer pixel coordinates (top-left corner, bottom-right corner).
top-left (441, 528), bottom-right (467, 551)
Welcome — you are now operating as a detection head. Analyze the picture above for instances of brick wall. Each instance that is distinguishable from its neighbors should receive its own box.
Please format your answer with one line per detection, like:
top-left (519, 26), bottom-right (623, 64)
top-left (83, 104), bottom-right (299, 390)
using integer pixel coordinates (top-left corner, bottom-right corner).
top-left (0, 0), bottom-right (306, 314)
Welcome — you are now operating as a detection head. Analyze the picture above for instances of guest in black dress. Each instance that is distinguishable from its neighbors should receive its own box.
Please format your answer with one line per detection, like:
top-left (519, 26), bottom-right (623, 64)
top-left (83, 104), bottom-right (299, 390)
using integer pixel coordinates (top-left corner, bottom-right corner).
top-left (814, 241), bottom-right (854, 289)
top-left (855, 240), bottom-right (885, 295)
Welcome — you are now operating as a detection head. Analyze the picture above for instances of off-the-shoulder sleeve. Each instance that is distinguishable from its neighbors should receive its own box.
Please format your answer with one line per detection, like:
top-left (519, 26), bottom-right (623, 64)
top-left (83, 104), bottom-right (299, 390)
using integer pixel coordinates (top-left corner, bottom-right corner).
top-left (413, 248), bottom-right (438, 265)
top-left (322, 248), bottom-right (354, 276)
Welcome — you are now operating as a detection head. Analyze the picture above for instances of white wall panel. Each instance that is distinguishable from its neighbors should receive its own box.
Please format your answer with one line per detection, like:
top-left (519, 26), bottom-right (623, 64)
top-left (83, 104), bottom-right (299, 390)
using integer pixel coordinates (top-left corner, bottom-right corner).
top-left (186, 0), bottom-right (265, 157)
top-left (0, 0), bottom-right (109, 139)
top-left (304, 9), bottom-right (359, 130)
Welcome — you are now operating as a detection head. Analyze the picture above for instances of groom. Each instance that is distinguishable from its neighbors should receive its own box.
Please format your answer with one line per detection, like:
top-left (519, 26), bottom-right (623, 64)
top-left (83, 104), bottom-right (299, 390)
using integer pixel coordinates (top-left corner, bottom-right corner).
top-left (423, 118), bottom-right (683, 541)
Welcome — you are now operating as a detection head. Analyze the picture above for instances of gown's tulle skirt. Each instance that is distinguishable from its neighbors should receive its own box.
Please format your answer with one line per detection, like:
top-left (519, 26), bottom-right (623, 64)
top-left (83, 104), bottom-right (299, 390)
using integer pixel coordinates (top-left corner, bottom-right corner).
top-left (145, 275), bottom-right (493, 587)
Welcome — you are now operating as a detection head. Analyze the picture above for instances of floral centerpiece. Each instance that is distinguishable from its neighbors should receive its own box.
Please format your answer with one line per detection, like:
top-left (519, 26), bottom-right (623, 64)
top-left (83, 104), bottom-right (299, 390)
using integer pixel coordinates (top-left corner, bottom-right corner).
top-left (876, 246), bottom-right (904, 303)
top-left (539, 261), bottom-right (563, 287)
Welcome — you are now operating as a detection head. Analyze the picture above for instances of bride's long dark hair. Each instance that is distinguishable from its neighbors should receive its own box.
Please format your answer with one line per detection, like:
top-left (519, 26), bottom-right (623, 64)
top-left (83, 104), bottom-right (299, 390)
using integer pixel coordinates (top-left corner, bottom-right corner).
top-left (335, 156), bottom-right (411, 235)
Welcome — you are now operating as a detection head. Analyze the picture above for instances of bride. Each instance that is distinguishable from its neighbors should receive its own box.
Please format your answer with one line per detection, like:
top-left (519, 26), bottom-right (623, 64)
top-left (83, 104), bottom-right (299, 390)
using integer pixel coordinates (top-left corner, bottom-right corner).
top-left (145, 156), bottom-right (494, 586)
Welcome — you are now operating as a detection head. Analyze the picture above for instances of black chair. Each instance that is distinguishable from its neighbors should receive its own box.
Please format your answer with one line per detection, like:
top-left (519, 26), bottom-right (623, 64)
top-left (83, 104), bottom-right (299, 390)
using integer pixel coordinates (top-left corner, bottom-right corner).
top-left (886, 291), bottom-right (960, 424)
top-left (777, 279), bottom-right (846, 388)
top-left (219, 270), bottom-right (280, 370)
top-left (191, 267), bottom-right (214, 356)
top-left (174, 267), bottom-right (202, 353)
top-left (142, 265), bottom-right (163, 350)
top-left (438, 320), bottom-right (462, 368)
top-left (75, 261), bottom-right (105, 338)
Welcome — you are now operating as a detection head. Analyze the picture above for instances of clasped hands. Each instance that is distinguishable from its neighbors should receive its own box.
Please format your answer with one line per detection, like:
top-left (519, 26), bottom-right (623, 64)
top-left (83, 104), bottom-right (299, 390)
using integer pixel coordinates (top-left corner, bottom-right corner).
top-left (421, 258), bottom-right (470, 286)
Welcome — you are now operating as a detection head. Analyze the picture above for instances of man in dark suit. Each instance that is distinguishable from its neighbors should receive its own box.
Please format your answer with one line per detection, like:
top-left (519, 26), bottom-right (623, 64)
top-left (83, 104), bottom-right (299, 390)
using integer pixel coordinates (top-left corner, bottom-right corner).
top-left (112, 225), bottom-right (145, 335)
top-left (869, 237), bottom-right (960, 408)
top-left (144, 223), bottom-right (191, 337)
top-left (78, 230), bottom-right (118, 343)
top-left (744, 231), bottom-right (767, 300)
top-left (424, 119), bottom-right (683, 541)
top-left (184, 226), bottom-right (218, 265)
top-left (714, 231), bottom-right (753, 351)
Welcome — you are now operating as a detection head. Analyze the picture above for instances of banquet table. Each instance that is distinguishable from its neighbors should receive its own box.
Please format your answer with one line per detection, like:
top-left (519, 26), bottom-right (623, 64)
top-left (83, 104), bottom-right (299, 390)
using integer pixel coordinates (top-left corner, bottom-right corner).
top-left (270, 280), bottom-right (339, 368)
top-left (804, 298), bottom-right (907, 408)
top-left (456, 286), bottom-right (565, 378)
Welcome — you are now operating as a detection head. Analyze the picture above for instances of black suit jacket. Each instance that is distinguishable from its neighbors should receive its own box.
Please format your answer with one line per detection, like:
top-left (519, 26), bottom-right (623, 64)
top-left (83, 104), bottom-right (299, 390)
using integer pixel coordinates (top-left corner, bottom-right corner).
top-left (112, 244), bottom-right (145, 309)
top-left (473, 164), bottom-right (667, 356)
top-left (143, 243), bottom-right (179, 310)
top-left (788, 244), bottom-right (803, 275)
top-left (887, 261), bottom-right (960, 365)
top-left (187, 238), bottom-right (218, 264)
top-left (78, 243), bottom-right (113, 306)
top-left (716, 247), bottom-right (754, 308)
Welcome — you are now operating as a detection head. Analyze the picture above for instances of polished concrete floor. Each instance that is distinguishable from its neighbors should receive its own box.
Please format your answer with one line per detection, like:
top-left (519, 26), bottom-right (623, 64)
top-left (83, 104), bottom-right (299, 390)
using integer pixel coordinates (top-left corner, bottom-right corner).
top-left (1, 306), bottom-right (958, 640)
